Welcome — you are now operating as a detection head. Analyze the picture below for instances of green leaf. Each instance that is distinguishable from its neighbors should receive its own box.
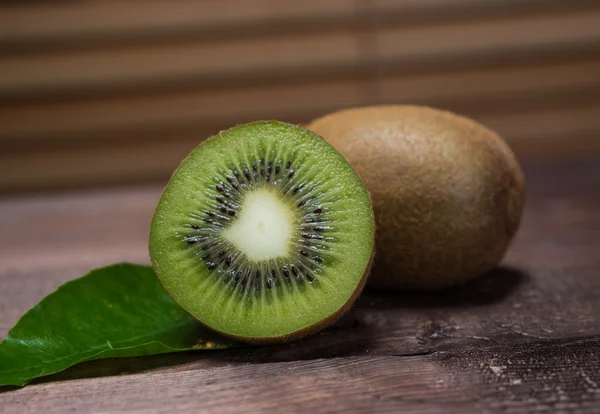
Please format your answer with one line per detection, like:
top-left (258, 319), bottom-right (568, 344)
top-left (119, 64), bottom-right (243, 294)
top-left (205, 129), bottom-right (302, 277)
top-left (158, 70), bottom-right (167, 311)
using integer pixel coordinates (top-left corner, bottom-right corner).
top-left (0, 263), bottom-right (235, 387)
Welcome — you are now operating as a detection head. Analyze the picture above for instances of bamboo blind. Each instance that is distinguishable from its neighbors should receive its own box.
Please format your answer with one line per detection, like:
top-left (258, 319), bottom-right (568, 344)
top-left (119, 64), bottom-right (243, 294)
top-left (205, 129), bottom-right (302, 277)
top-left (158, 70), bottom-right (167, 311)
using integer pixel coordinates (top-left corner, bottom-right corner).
top-left (1, 0), bottom-right (600, 192)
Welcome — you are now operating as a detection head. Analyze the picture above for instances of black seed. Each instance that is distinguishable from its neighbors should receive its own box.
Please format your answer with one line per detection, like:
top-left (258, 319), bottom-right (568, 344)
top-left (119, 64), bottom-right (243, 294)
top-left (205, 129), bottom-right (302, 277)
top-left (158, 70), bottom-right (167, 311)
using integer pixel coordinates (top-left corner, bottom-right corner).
top-left (282, 266), bottom-right (290, 278)
top-left (192, 224), bottom-right (200, 229)
top-left (260, 168), bottom-right (265, 177)
top-left (207, 262), bottom-right (217, 270)
top-left (206, 211), bottom-right (215, 217)
top-left (298, 199), bottom-right (306, 207)
top-left (314, 226), bottom-right (325, 232)
top-left (220, 206), bottom-right (227, 214)
top-left (271, 269), bottom-right (278, 278)
top-left (313, 256), bottom-right (323, 263)
top-left (286, 161), bottom-right (292, 169)
top-left (241, 278), bottom-right (248, 287)
top-left (217, 184), bottom-right (225, 192)
top-left (266, 279), bottom-right (273, 289)
top-left (255, 269), bottom-right (261, 279)
top-left (306, 273), bottom-right (315, 282)
top-left (186, 239), bottom-right (197, 245)
top-left (231, 182), bottom-right (240, 191)
top-left (314, 207), bottom-right (323, 214)
top-left (268, 161), bottom-right (273, 173)
top-left (226, 176), bottom-right (234, 184)
top-left (226, 256), bottom-right (233, 265)
top-left (275, 165), bottom-right (281, 174)
top-left (227, 209), bottom-right (236, 216)
top-left (234, 271), bottom-right (242, 281)
top-left (244, 169), bottom-right (251, 181)
top-left (233, 170), bottom-right (240, 178)
top-left (216, 196), bottom-right (224, 203)
top-left (291, 264), bottom-right (299, 277)
top-left (204, 218), bottom-right (213, 224)
top-left (300, 250), bottom-right (309, 257)
top-left (288, 170), bottom-right (295, 179)
top-left (292, 186), bottom-right (300, 195)
top-left (253, 173), bottom-right (259, 182)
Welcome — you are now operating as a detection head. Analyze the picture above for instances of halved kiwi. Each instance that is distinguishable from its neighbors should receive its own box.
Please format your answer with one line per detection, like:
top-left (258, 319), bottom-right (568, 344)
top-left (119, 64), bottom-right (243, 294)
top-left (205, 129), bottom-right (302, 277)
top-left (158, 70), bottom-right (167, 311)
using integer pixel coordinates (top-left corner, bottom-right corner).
top-left (149, 121), bottom-right (374, 343)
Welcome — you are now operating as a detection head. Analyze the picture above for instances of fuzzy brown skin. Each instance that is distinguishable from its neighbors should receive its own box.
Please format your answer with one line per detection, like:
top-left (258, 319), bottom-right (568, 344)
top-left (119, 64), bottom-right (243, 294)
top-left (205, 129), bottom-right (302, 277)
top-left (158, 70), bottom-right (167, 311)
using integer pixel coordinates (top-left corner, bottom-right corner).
top-left (307, 105), bottom-right (525, 290)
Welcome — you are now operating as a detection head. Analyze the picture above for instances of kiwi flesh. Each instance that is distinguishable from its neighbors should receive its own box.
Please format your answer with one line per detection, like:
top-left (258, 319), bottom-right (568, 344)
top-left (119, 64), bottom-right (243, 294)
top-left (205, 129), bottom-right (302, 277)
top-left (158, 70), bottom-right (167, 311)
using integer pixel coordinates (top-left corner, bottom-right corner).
top-left (149, 121), bottom-right (374, 343)
top-left (307, 105), bottom-right (525, 290)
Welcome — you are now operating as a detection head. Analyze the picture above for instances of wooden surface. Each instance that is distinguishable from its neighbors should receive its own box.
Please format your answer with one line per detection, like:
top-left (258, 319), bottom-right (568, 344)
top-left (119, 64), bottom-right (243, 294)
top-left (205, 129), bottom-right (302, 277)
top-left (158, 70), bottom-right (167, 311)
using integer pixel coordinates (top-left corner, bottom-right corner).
top-left (3, 1), bottom-right (600, 192)
top-left (1, 158), bottom-right (599, 413)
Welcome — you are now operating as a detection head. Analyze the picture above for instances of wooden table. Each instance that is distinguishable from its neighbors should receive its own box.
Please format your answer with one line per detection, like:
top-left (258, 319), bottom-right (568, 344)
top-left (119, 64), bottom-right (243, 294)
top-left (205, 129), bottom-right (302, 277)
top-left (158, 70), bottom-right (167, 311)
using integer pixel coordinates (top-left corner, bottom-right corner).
top-left (1, 158), bottom-right (599, 413)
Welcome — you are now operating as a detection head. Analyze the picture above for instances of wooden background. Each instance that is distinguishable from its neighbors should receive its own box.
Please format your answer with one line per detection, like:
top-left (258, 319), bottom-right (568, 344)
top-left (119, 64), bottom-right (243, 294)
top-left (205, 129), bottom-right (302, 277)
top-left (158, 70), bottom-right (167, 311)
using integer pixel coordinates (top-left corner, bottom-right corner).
top-left (2, 0), bottom-right (600, 193)
top-left (1, 158), bottom-right (599, 413)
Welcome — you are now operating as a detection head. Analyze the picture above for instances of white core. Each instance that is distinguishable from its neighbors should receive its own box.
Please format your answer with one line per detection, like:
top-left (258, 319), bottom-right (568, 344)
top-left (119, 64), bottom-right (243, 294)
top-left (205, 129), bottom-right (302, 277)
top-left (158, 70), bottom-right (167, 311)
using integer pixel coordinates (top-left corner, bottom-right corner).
top-left (221, 189), bottom-right (293, 262)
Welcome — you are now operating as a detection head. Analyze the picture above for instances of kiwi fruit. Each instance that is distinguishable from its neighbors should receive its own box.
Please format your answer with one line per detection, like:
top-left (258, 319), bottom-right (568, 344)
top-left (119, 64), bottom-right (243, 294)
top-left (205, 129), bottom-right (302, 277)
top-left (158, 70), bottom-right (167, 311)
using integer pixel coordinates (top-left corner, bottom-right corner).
top-left (149, 121), bottom-right (374, 343)
top-left (307, 105), bottom-right (525, 290)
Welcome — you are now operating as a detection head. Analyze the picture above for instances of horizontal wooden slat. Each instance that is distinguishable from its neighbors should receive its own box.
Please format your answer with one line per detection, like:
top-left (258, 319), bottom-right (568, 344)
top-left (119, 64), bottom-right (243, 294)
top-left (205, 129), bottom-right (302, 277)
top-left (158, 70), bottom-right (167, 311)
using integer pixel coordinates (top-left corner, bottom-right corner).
top-left (374, 10), bottom-right (600, 64)
top-left (0, 0), bottom-right (357, 46)
top-left (3, 10), bottom-right (600, 99)
top-left (2, 59), bottom-right (599, 146)
top-left (2, 105), bottom-right (600, 192)
top-left (374, 59), bottom-right (600, 106)
top-left (0, 80), bottom-right (362, 146)
top-left (2, 0), bottom-right (589, 47)
top-left (478, 106), bottom-right (600, 156)
top-left (0, 30), bottom-right (359, 98)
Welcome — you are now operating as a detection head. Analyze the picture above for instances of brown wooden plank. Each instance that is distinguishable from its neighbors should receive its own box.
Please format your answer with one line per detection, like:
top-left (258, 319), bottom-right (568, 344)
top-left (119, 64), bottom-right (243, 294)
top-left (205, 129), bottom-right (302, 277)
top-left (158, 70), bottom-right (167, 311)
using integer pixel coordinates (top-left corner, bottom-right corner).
top-left (0, 79), bottom-right (362, 145)
top-left (3, 9), bottom-right (600, 99)
top-left (374, 9), bottom-right (600, 65)
top-left (0, 30), bottom-right (359, 97)
top-left (375, 58), bottom-right (600, 108)
top-left (3, 0), bottom-right (587, 48)
top-left (0, 0), bottom-right (356, 46)
top-left (2, 105), bottom-right (600, 192)
top-left (0, 158), bottom-right (599, 412)
top-left (1, 338), bottom-right (599, 413)
top-left (2, 59), bottom-right (600, 146)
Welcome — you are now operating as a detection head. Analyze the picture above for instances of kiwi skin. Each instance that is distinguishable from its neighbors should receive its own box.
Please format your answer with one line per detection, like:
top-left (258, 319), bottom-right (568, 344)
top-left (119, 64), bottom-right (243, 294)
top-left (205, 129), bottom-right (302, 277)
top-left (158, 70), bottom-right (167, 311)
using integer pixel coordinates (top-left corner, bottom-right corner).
top-left (151, 122), bottom-right (376, 344)
top-left (307, 105), bottom-right (525, 291)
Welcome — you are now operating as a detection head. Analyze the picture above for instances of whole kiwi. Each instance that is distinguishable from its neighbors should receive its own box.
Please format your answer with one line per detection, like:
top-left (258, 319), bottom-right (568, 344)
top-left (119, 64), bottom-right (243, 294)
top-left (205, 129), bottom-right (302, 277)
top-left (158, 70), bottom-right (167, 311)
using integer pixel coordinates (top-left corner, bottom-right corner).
top-left (307, 105), bottom-right (525, 290)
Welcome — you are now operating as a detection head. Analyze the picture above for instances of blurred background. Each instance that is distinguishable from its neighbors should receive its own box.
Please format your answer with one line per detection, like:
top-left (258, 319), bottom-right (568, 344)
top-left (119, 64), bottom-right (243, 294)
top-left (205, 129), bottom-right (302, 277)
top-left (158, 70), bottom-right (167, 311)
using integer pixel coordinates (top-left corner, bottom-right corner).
top-left (1, 0), bottom-right (599, 194)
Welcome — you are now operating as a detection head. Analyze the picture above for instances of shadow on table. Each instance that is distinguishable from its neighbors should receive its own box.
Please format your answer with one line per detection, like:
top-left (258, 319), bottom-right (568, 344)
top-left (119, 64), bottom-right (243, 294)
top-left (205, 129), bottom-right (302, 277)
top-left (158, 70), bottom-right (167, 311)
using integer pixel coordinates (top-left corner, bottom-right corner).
top-left (359, 266), bottom-right (529, 309)
top-left (0, 266), bottom-right (529, 392)
top-left (0, 351), bottom-right (225, 392)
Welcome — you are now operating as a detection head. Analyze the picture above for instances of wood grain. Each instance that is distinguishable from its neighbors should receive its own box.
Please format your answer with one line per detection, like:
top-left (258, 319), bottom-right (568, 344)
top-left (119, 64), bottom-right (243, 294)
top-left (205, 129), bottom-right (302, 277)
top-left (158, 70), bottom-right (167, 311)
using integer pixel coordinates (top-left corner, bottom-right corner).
top-left (2, 104), bottom-right (600, 192)
top-left (2, 2), bottom-right (600, 192)
top-left (0, 158), bottom-right (599, 412)
top-left (2, 0), bottom-right (590, 49)
top-left (3, 59), bottom-right (600, 146)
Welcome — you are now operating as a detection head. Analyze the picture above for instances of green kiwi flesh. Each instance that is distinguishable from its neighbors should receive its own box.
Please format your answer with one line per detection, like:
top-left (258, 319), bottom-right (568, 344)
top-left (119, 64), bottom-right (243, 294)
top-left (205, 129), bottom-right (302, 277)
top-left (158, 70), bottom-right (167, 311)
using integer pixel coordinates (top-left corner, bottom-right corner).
top-left (149, 121), bottom-right (374, 343)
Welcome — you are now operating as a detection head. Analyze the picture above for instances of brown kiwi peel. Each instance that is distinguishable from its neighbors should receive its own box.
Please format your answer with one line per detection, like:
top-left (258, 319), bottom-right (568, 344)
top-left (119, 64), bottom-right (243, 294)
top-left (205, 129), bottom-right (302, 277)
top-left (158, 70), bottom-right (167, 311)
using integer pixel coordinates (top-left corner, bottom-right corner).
top-left (307, 105), bottom-right (525, 290)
